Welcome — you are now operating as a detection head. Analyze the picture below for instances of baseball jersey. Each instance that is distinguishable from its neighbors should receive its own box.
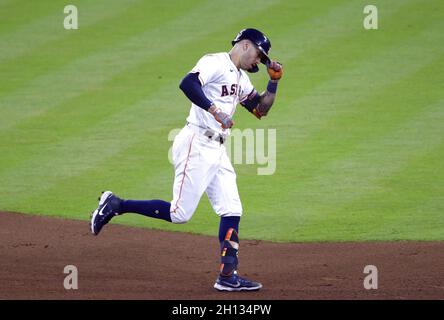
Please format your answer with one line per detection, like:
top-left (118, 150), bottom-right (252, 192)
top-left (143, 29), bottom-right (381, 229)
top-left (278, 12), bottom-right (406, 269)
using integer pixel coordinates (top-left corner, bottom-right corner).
top-left (186, 52), bottom-right (255, 135)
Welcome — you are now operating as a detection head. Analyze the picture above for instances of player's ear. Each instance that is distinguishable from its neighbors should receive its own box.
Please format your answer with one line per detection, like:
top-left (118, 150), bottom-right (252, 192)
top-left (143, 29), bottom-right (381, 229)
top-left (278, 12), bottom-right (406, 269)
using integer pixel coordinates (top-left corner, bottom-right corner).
top-left (242, 40), bottom-right (249, 52)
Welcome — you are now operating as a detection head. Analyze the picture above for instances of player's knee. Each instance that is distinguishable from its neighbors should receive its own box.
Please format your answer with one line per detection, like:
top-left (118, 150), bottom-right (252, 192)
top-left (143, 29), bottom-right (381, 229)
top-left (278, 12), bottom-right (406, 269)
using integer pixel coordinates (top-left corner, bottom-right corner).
top-left (170, 208), bottom-right (193, 224)
top-left (172, 216), bottom-right (191, 224)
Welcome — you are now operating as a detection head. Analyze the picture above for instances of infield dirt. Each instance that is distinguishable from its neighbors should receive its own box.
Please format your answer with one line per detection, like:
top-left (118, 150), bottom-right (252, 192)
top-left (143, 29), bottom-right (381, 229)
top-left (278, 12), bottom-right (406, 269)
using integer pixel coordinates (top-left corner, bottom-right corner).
top-left (1, 211), bottom-right (443, 299)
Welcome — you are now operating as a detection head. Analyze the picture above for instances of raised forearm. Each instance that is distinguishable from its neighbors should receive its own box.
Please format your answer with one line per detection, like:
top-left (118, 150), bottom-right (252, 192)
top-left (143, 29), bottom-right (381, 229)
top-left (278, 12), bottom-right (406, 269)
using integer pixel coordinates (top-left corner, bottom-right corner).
top-left (256, 80), bottom-right (278, 116)
top-left (253, 80), bottom-right (279, 119)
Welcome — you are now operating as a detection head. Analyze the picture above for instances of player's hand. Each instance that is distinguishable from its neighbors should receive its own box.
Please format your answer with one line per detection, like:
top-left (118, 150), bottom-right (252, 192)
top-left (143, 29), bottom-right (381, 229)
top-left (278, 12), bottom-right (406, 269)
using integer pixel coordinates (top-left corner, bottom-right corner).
top-left (209, 106), bottom-right (234, 129)
top-left (267, 61), bottom-right (283, 80)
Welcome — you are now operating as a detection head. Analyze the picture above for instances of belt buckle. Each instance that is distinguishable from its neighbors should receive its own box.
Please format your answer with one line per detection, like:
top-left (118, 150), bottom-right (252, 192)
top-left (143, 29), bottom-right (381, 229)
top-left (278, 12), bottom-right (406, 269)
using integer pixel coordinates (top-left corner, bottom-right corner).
top-left (204, 130), bottom-right (224, 144)
top-left (204, 130), bottom-right (214, 139)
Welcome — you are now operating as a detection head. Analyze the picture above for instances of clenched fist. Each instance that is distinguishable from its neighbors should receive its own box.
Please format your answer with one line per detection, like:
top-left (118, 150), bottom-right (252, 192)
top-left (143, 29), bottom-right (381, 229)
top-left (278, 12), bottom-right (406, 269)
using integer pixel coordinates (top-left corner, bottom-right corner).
top-left (209, 106), bottom-right (234, 129)
top-left (267, 61), bottom-right (283, 80)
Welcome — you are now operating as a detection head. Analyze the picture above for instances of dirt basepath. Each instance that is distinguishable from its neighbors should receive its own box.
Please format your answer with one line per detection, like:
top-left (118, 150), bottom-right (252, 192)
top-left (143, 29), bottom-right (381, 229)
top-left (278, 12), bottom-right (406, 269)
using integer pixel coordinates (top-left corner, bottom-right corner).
top-left (0, 211), bottom-right (443, 299)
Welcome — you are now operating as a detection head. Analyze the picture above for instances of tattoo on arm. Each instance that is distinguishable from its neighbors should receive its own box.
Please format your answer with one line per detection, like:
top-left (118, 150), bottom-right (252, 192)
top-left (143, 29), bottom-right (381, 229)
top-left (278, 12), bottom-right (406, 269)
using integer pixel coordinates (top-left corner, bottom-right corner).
top-left (255, 90), bottom-right (276, 116)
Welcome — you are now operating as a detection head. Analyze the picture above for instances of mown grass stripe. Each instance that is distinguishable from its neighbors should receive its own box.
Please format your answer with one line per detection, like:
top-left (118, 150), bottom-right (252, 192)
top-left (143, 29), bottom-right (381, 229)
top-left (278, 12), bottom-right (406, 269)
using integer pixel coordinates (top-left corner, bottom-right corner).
top-left (259, 51), bottom-right (444, 240)
top-left (8, 0), bottom-right (424, 234)
top-left (1, 1), bottom-right (442, 242)
top-left (0, 0), bottom-right (63, 35)
top-left (0, 0), bottom-right (283, 177)
top-left (234, 0), bottom-right (426, 132)
top-left (294, 97), bottom-right (444, 241)
top-left (0, 0), bottom-right (282, 208)
top-left (239, 18), bottom-right (444, 240)
top-left (0, 0), bottom-right (280, 132)
top-left (277, 18), bottom-right (443, 151)
top-left (0, 0), bottom-right (141, 61)
top-left (239, 3), bottom-right (443, 194)
top-left (0, 0), bottom-right (206, 97)
top-left (345, 141), bottom-right (444, 240)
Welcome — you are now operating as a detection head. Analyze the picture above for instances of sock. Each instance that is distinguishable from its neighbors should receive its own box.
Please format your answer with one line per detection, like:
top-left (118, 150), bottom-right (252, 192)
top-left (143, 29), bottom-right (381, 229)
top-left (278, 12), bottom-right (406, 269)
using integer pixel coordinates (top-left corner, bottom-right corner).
top-left (120, 200), bottom-right (172, 222)
top-left (218, 216), bottom-right (240, 243)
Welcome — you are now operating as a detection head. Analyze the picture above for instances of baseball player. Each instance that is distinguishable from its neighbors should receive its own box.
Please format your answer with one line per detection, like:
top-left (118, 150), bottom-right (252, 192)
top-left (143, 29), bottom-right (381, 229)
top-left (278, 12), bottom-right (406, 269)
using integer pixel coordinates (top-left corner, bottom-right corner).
top-left (90, 28), bottom-right (283, 292)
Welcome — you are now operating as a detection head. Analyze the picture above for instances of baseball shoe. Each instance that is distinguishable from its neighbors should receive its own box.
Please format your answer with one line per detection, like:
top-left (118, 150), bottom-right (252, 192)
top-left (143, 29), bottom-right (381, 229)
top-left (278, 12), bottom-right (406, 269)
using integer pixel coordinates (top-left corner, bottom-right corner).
top-left (214, 271), bottom-right (262, 292)
top-left (90, 191), bottom-right (122, 235)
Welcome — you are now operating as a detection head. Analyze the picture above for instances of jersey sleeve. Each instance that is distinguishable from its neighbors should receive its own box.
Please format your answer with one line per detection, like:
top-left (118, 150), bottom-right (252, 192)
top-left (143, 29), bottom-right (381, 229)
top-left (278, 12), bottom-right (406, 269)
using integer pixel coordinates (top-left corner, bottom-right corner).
top-left (190, 54), bottom-right (223, 86)
top-left (239, 75), bottom-right (255, 103)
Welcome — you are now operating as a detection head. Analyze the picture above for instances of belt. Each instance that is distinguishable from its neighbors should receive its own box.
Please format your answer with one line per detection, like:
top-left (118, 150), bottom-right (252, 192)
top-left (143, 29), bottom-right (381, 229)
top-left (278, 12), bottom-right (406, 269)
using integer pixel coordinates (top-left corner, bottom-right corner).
top-left (187, 122), bottom-right (226, 144)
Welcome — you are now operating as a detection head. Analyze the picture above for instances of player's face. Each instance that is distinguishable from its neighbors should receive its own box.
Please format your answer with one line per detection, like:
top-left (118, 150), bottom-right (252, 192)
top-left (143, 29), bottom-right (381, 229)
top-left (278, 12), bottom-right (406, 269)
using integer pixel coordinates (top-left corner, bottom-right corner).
top-left (240, 42), bottom-right (262, 70)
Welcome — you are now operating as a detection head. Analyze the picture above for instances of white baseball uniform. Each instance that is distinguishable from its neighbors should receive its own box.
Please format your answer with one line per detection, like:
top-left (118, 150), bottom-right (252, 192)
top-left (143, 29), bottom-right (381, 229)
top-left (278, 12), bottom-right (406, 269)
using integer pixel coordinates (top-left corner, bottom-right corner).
top-left (170, 52), bottom-right (255, 223)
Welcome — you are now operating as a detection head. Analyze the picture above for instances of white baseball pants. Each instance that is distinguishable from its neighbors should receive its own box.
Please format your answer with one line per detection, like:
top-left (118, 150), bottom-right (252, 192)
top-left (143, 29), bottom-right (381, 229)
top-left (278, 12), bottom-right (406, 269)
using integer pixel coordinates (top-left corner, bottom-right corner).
top-left (170, 124), bottom-right (242, 224)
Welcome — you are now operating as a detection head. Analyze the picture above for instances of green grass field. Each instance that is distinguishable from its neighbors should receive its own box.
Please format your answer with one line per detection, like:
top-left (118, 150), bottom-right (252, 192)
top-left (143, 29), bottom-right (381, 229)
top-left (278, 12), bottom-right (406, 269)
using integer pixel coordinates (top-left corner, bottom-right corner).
top-left (1, 0), bottom-right (443, 242)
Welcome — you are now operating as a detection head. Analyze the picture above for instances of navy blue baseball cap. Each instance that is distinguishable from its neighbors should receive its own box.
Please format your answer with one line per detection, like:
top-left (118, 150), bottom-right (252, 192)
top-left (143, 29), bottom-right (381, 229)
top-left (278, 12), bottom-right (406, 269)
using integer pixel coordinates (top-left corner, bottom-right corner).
top-left (232, 28), bottom-right (271, 72)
